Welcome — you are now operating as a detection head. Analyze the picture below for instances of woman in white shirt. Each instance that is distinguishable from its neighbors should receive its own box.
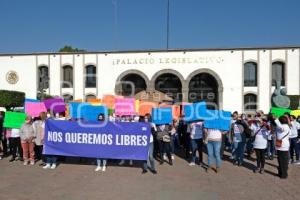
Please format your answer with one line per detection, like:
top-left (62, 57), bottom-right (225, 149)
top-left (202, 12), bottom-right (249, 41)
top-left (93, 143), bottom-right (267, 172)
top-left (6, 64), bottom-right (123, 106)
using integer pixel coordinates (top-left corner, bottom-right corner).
top-left (250, 117), bottom-right (270, 174)
top-left (274, 116), bottom-right (291, 179)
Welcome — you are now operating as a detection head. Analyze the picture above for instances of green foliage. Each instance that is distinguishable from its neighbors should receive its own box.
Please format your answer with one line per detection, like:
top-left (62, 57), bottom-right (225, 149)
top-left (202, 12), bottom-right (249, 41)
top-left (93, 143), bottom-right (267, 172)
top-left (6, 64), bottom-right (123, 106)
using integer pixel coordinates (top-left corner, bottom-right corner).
top-left (0, 90), bottom-right (25, 110)
top-left (59, 45), bottom-right (86, 53)
top-left (288, 95), bottom-right (300, 110)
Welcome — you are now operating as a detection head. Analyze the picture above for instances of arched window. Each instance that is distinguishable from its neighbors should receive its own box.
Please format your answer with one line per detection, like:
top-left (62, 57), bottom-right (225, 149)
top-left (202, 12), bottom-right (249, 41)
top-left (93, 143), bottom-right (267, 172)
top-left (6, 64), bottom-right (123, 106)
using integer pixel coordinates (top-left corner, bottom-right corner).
top-left (62, 65), bottom-right (73, 88)
top-left (272, 61), bottom-right (285, 86)
top-left (38, 65), bottom-right (49, 90)
top-left (85, 94), bottom-right (96, 101)
top-left (155, 73), bottom-right (182, 102)
top-left (120, 74), bottom-right (147, 96)
top-left (85, 65), bottom-right (96, 88)
top-left (244, 94), bottom-right (257, 111)
top-left (244, 62), bottom-right (257, 87)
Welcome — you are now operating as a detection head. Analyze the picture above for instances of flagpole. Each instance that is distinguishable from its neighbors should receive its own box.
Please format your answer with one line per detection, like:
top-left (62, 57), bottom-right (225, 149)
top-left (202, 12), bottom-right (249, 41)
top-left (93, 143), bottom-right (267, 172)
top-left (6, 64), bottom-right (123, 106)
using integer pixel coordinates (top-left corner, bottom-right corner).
top-left (166, 0), bottom-right (170, 50)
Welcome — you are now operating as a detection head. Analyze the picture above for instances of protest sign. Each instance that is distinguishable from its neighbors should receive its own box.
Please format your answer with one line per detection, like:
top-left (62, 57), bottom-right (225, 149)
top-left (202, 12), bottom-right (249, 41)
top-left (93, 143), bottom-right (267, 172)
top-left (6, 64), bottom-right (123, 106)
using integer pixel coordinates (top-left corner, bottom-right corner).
top-left (82, 105), bottom-right (108, 121)
top-left (3, 111), bottom-right (26, 128)
top-left (43, 98), bottom-right (66, 113)
top-left (152, 107), bottom-right (172, 125)
top-left (115, 97), bottom-right (136, 116)
top-left (102, 95), bottom-right (115, 109)
top-left (291, 110), bottom-right (300, 117)
top-left (25, 98), bottom-right (40, 103)
top-left (138, 101), bottom-right (158, 116)
top-left (270, 107), bottom-right (291, 117)
top-left (44, 120), bottom-right (151, 160)
top-left (25, 102), bottom-right (47, 117)
top-left (183, 102), bottom-right (207, 121)
top-left (203, 110), bottom-right (231, 131)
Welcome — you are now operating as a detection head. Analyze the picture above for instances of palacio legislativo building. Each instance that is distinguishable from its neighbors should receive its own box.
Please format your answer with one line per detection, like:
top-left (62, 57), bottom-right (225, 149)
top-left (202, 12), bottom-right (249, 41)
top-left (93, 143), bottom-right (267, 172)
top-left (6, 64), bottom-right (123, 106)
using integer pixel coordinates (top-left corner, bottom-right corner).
top-left (1, 46), bottom-right (300, 114)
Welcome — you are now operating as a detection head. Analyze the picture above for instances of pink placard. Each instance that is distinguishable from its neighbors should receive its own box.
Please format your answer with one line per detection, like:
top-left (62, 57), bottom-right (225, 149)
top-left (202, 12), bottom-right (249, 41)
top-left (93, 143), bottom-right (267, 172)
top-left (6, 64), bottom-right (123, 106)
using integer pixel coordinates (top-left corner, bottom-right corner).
top-left (115, 97), bottom-right (136, 116)
top-left (25, 102), bottom-right (47, 117)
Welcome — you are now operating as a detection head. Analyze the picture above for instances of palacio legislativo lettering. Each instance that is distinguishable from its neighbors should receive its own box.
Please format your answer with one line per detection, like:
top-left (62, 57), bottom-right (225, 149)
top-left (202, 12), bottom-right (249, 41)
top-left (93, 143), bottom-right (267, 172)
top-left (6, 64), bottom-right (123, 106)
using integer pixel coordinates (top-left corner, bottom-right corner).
top-left (112, 56), bottom-right (224, 66)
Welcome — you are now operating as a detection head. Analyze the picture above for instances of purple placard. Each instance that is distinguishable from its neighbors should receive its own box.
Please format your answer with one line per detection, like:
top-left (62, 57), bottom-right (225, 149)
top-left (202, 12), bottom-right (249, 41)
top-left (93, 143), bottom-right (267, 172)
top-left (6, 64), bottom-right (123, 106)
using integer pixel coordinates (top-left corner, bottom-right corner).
top-left (43, 98), bottom-right (66, 113)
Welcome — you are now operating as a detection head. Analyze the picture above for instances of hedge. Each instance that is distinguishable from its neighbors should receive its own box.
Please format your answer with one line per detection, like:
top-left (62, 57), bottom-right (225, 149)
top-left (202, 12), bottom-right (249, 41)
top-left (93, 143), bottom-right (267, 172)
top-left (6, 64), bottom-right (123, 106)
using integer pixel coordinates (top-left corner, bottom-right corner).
top-left (0, 90), bottom-right (25, 110)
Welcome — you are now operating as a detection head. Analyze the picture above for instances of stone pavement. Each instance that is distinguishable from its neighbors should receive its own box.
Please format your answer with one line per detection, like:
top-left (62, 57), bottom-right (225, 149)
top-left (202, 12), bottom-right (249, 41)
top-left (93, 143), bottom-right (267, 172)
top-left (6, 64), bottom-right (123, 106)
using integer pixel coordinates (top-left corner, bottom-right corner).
top-left (0, 152), bottom-right (299, 200)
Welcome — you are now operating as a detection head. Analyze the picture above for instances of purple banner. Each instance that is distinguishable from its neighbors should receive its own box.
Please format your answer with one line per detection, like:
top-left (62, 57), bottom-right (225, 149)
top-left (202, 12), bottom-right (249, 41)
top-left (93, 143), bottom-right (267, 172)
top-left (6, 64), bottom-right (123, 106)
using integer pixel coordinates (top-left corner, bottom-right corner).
top-left (44, 120), bottom-right (151, 160)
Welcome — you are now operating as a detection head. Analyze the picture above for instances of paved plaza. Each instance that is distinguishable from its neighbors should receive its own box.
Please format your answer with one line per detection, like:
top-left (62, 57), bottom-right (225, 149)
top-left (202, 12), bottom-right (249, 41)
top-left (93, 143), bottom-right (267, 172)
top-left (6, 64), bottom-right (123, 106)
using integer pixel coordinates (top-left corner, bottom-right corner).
top-left (0, 151), bottom-right (299, 200)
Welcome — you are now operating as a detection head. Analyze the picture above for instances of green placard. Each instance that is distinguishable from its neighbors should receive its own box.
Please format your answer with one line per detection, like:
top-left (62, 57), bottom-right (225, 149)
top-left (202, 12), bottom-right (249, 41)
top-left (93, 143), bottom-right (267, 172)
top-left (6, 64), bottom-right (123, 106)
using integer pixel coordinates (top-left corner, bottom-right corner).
top-left (108, 108), bottom-right (114, 116)
top-left (3, 111), bottom-right (26, 129)
top-left (270, 107), bottom-right (291, 117)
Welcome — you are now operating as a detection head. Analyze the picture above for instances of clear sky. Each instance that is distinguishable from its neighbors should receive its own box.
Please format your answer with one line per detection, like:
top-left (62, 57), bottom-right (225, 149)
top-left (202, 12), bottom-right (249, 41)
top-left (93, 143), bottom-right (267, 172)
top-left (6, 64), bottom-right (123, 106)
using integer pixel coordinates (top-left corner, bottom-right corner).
top-left (0, 0), bottom-right (299, 53)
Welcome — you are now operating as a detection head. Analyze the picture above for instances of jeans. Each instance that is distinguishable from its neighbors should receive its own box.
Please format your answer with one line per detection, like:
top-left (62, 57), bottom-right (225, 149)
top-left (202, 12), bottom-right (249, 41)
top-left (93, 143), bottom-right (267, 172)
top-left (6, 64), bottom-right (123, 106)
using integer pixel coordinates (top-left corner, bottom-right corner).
top-left (277, 150), bottom-right (289, 178)
top-left (191, 138), bottom-right (203, 163)
top-left (289, 137), bottom-right (299, 161)
top-left (232, 141), bottom-right (245, 163)
top-left (143, 142), bottom-right (156, 170)
top-left (21, 142), bottom-right (35, 161)
top-left (96, 159), bottom-right (107, 167)
top-left (267, 139), bottom-right (275, 158)
top-left (170, 134), bottom-right (179, 154)
top-left (254, 148), bottom-right (266, 169)
top-left (207, 141), bottom-right (222, 168)
top-left (46, 155), bottom-right (57, 165)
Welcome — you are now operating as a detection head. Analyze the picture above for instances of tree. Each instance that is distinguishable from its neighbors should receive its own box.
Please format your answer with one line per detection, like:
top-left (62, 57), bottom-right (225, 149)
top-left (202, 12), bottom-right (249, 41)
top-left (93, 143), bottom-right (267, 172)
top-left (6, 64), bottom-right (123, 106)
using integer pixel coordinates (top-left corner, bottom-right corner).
top-left (59, 45), bottom-right (86, 53)
top-left (0, 90), bottom-right (25, 110)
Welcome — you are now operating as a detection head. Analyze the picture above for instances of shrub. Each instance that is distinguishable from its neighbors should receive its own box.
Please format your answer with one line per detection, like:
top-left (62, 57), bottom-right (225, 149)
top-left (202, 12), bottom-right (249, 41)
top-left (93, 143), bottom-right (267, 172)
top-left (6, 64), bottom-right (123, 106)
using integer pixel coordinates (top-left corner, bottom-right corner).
top-left (0, 90), bottom-right (25, 110)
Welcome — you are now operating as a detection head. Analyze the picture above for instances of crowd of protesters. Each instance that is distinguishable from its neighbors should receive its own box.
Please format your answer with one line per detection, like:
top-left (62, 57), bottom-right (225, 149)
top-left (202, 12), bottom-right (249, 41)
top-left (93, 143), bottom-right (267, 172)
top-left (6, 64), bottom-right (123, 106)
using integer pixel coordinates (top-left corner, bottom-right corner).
top-left (0, 109), bottom-right (299, 179)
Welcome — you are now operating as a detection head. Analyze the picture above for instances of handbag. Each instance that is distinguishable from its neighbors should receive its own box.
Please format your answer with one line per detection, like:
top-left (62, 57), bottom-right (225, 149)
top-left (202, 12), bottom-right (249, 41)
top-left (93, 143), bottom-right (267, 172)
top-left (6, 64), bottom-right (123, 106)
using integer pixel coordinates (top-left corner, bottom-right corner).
top-left (162, 134), bottom-right (171, 142)
top-left (275, 133), bottom-right (289, 148)
top-left (249, 125), bottom-right (264, 143)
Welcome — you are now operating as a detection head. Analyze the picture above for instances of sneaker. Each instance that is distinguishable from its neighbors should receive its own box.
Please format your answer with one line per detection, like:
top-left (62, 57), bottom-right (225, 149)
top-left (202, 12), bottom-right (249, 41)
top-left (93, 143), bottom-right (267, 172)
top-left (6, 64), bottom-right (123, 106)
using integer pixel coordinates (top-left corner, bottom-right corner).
top-left (260, 168), bottom-right (265, 174)
top-left (30, 161), bottom-right (35, 165)
top-left (151, 169), bottom-right (157, 174)
top-left (102, 166), bottom-right (106, 172)
top-left (43, 164), bottom-right (51, 169)
top-left (163, 154), bottom-right (167, 161)
top-left (95, 166), bottom-right (102, 172)
top-left (50, 164), bottom-right (57, 169)
top-left (9, 158), bottom-right (15, 162)
top-left (118, 160), bottom-right (125, 166)
top-left (142, 169), bottom-right (148, 174)
top-left (171, 155), bottom-right (175, 160)
top-left (23, 161), bottom-right (29, 166)
top-left (189, 162), bottom-right (196, 166)
top-left (253, 168), bottom-right (259, 173)
top-left (293, 160), bottom-right (300, 165)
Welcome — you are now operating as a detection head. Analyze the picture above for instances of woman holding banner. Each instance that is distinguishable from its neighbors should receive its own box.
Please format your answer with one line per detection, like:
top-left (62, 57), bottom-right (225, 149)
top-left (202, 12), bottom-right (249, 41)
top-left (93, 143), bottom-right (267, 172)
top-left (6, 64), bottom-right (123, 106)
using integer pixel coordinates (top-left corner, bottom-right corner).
top-left (142, 114), bottom-right (157, 174)
top-left (33, 112), bottom-right (47, 164)
top-left (95, 114), bottom-right (107, 172)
